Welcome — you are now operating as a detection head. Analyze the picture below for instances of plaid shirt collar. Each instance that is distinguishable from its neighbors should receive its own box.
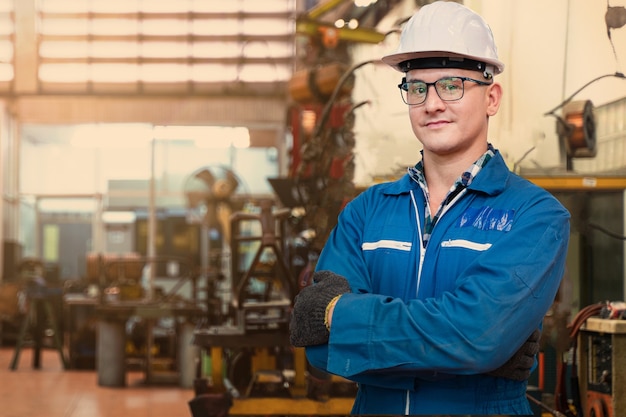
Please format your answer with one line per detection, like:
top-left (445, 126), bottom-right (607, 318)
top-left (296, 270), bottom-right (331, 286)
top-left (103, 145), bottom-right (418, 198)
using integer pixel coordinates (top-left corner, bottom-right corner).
top-left (408, 143), bottom-right (496, 246)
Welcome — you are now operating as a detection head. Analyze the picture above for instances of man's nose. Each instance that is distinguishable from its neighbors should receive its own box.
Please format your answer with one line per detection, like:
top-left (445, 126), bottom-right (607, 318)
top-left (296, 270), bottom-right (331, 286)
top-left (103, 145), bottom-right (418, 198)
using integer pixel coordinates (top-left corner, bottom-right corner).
top-left (423, 84), bottom-right (445, 109)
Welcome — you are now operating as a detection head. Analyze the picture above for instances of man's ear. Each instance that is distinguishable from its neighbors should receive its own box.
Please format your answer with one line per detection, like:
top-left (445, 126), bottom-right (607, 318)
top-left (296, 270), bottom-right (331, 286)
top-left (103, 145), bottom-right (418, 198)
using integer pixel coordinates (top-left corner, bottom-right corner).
top-left (486, 82), bottom-right (502, 117)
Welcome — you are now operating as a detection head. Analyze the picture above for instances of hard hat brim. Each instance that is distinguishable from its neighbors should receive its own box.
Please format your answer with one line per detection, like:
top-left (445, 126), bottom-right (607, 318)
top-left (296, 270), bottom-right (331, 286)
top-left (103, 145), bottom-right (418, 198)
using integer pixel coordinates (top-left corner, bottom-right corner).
top-left (382, 51), bottom-right (505, 75)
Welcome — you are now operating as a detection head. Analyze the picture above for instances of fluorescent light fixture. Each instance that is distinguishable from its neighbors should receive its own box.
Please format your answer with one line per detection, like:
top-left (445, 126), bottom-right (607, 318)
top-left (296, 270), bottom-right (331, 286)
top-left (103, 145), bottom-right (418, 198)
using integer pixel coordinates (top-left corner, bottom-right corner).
top-left (70, 123), bottom-right (153, 148)
top-left (153, 125), bottom-right (250, 148)
top-left (355, 0), bottom-right (378, 7)
top-left (102, 211), bottom-right (136, 224)
top-left (38, 198), bottom-right (97, 213)
top-left (69, 124), bottom-right (250, 149)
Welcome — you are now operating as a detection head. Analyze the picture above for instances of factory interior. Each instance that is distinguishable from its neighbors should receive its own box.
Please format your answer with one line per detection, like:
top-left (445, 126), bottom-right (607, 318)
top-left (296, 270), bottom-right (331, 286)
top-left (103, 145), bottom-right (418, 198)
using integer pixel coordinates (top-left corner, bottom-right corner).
top-left (0, 0), bottom-right (625, 416)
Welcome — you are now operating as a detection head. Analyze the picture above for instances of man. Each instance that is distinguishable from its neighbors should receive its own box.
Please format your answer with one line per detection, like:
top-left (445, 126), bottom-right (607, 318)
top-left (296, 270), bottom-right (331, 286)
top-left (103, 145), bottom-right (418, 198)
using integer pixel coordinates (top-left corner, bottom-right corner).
top-left (289, 1), bottom-right (570, 415)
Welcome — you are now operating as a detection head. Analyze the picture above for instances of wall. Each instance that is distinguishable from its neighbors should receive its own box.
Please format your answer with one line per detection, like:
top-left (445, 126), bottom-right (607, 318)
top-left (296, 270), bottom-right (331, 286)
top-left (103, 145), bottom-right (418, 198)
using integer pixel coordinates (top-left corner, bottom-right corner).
top-left (350, 0), bottom-right (626, 186)
top-left (476, 0), bottom-right (626, 172)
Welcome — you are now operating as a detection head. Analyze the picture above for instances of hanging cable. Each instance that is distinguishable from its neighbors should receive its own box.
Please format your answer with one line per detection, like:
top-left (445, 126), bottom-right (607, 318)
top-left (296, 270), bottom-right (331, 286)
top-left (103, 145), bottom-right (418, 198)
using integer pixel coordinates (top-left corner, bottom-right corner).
top-left (544, 72), bottom-right (626, 118)
top-left (561, 302), bottom-right (606, 416)
top-left (545, 1), bottom-right (626, 118)
top-left (587, 222), bottom-right (626, 240)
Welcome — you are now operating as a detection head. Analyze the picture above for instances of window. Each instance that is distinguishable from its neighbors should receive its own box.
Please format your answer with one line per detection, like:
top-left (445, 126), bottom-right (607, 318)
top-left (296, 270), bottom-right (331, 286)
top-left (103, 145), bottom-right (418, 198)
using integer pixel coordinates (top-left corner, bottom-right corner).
top-left (34, 0), bottom-right (295, 89)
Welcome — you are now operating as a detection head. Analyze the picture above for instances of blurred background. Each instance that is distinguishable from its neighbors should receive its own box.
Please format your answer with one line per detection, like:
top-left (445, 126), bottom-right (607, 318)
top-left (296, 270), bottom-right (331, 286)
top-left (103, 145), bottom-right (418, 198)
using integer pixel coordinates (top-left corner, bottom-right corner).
top-left (0, 1), bottom-right (625, 416)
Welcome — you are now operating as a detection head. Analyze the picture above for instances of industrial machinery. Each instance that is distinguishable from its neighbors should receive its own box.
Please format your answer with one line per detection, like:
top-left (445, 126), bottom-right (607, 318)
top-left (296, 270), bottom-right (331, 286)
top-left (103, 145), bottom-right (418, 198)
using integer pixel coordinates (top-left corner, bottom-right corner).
top-left (528, 301), bottom-right (626, 417)
top-left (183, 165), bottom-right (246, 322)
top-left (88, 254), bottom-right (204, 388)
top-left (578, 312), bottom-right (626, 417)
top-left (287, 0), bottom-right (402, 254)
top-left (189, 198), bottom-right (356, 416)
top-left (184, 165), bottom-right (242, 233)
top-left (179, 160), bottom-right (353, 413)
top-left (194, 199), bottom-right (294, 393)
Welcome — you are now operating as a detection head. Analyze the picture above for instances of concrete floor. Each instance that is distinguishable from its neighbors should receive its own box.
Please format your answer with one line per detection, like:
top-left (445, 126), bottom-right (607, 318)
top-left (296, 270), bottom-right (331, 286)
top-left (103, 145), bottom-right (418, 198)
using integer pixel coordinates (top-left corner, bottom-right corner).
top-left (0, 347), bottom-right (194, 417)
top-left (0, 346), bottom-right (557, 416)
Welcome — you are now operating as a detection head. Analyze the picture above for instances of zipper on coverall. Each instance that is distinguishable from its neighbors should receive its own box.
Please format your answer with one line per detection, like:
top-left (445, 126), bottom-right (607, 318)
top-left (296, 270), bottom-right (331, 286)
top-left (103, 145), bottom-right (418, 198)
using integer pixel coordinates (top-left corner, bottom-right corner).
top-left (407, 190), bottom-right (424, 415)
top-left (405, 188), bottom-right (468, 414)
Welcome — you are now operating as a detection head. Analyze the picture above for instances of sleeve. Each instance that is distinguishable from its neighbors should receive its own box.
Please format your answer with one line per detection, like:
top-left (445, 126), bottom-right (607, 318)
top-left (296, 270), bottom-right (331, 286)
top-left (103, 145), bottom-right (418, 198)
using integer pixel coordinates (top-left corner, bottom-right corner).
top-left (306, 190), bottom-right (570, 380)
top-left (306, 345), bottom-right (418, 390)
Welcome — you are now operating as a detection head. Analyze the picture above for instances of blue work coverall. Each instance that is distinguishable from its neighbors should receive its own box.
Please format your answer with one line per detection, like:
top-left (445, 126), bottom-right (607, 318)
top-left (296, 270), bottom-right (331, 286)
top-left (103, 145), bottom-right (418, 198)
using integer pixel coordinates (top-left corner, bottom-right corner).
top-left (306, 151), bottom-right (570, 415)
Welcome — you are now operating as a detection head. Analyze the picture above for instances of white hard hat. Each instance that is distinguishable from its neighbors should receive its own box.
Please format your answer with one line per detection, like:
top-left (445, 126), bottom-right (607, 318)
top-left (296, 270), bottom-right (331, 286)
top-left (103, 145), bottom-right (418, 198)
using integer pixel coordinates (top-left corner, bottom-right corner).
top-left (382, 1), bottom-right (504, 77)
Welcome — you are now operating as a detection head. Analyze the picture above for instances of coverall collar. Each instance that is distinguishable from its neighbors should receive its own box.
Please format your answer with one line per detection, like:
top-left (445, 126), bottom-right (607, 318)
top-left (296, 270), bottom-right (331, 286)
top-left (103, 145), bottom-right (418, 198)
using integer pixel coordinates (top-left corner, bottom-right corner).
top-left (382, 150), bottom-right (509, 197)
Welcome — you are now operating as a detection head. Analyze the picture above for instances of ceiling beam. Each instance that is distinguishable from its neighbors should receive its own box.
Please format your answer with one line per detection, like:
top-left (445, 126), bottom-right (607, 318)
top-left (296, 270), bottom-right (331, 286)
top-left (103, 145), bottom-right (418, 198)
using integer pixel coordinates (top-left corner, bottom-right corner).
top-left (12, 95), bottom-right (287, 128)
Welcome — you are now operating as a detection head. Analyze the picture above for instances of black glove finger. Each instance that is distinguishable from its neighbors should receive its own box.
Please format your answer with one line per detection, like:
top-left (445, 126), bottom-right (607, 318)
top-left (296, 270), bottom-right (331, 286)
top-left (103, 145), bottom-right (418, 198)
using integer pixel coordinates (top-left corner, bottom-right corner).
top-left (522, 341), bottom-right (540, 356)
top-left (514, 353), bottom-right (535, 369)
top-left (295, 273), bottom-right (350, 300)
top-left (290, 291), bottom-right (328, 346)
top-left (487, 364), bottom-right (529, 381)
top-left (486, 329), bottom-right (541, 381)
top-left (313, 271), bottom-right (351, 293)
top-left (518, 338), bottom-right (539, 355)
top-left (521, 329), bottom-right (541, 356)
top-left (508, 368), bottom-right (530, 381)
top-left (313, 270), bottom-right (345, 284)
top-left (290, 298), bottom-right (332, 346)
top-left (312, 270), bottom-right (337, 284)
top-left (489, 353), bottom-right (533, 381)
top-left (528, 328), bottom-right (541, 342)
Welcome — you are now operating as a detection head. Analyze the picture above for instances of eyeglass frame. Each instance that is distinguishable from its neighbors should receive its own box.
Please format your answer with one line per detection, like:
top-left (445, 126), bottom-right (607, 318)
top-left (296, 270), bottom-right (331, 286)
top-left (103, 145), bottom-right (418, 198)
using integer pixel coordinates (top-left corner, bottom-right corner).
top-left (397, 76), bottom-right (492, 106)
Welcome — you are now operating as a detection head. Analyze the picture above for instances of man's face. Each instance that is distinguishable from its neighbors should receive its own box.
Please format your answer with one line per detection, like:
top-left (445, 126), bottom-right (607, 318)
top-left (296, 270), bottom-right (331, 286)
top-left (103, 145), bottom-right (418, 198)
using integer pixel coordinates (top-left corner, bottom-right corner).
top-left (404, 67), bottom-right (501, 159)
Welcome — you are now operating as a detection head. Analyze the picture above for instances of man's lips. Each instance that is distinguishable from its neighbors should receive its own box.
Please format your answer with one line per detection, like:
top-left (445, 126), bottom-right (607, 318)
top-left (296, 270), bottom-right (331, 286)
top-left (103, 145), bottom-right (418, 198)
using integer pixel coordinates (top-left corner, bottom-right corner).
top-left (425, 120), bottom-right (450, 128)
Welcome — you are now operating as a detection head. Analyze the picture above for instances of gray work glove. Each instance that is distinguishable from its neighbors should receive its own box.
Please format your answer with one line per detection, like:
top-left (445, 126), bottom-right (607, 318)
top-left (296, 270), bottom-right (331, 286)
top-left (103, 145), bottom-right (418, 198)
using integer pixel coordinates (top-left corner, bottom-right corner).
top-left (289, 270), bottom-right (351, 347)
top-left (487, 328), bottom-right (541, 381)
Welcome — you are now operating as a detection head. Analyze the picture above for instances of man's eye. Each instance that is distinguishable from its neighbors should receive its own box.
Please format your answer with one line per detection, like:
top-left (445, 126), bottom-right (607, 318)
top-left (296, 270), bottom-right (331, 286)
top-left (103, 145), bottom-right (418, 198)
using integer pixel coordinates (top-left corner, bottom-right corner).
top-left (439, 80), bottom-right (461, 92)
top-left (409, 83), bottom-right (426, 94)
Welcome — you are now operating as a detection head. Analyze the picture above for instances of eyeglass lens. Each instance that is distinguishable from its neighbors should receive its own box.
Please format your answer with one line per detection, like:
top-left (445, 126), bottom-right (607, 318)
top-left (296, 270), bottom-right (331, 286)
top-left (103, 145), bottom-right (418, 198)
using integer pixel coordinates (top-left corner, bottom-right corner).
top-left (401, 77), bottom-right (465, 105)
